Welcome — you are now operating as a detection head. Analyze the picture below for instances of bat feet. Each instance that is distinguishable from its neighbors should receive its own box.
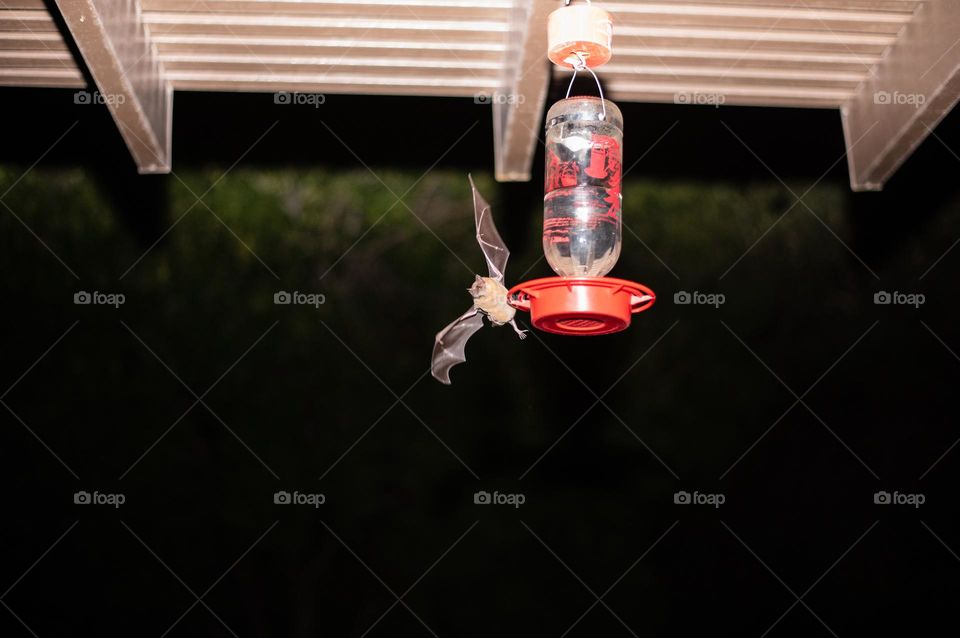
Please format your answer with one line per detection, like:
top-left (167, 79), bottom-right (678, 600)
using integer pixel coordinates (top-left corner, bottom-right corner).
top-left (509, 320), bottom-right (529, 340)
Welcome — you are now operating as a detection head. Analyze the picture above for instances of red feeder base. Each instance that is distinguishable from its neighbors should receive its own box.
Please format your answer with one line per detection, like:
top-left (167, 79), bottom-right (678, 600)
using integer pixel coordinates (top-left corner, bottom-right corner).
top-left (507, 277), bottom-right (655, 336)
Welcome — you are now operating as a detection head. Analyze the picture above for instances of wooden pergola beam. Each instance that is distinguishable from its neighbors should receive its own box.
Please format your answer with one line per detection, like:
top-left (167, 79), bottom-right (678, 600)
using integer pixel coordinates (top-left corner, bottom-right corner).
top-left (493, 0), bottom-right (552, 182)
top-left (53, 0), bottom-right (172, 173)
top-left (841, 1), bottom-right (960, 191)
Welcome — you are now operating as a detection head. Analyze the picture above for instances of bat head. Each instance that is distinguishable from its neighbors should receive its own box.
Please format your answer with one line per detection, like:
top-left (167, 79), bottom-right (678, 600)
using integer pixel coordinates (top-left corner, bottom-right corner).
top-left (468, 275), bottom-right (486, 299)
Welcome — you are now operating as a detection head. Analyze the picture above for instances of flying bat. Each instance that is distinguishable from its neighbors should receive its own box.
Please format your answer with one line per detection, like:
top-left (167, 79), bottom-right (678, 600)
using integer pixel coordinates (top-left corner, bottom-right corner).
top-left (431, 176), bottom-right (527, 385)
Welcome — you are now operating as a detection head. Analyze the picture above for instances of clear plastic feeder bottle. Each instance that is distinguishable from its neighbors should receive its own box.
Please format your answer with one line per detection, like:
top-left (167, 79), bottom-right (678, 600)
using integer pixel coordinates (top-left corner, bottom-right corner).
top-left (544, 97), bottom-right (623, 278)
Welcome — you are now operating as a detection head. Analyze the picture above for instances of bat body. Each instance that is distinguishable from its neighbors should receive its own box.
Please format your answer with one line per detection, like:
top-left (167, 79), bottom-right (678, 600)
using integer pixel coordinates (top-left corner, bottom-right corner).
top-left (469, 275), bottom-right (517, 325)
top-left (431, 177), bottom-right (527, 385)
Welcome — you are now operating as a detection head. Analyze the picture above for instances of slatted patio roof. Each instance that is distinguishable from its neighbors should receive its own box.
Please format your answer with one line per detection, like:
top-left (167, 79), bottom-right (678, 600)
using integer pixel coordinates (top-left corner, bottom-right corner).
top-left (1, 0), bottom-right (958, 190)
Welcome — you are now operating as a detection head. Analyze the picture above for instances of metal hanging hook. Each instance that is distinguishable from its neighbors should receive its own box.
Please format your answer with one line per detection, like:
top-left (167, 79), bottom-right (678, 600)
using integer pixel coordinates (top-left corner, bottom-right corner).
top-left (564, 51), bottom-right (607, 120)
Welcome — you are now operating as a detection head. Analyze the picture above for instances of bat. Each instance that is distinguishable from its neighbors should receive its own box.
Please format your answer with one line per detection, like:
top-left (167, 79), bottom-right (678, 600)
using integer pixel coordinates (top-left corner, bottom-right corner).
top-left (431, 175), bottom-right (527, 385)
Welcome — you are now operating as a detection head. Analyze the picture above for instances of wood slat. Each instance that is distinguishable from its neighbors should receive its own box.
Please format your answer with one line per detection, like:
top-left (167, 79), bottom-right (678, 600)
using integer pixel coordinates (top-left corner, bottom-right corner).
top-left (0, 32), bottom-right (69, 49)
top-left (0, 49), bottom-right (75, 67)
top-left (616, 24), bottom-right (895, 46)
top-left (0, 66), bottom-right (84, 82)
top-left (0, 9), bottom-right (61, 31)
top-left (153, 44), bottom-right (505, 72)
top-left (611, 9), bottom-right (910, 34)
top-left (609, 2), bottom-right (914, 21)
top-left (624, 0), bottom-right (918, 11)
top-left (142, 0), bottom-right (510, 21)
top-left (614, 35), bottom-right (890, 56)
top-left (162, 58), bottom-right (502, 81)
top-left (0, 0), bottom-right (50, 8)
top-left (167, 69), bottom-right (494, 86)
top-left (0, 78), bottom-right (85, 87)
top-left (141, 0), bottom-right (511, 10)
top-left (146, 24), bottom-right (507, 46)
top-left (607, 80), bottom-right (850, 108)
top-left (142, 13), bottom-right (506, 31)
top-left (152, 34), bottom-right (504, 54)
top-left (615, 45), bottom-right (879, 68)
top-left (611, 54), bottom-right (876, 77)
top-left (570, 63), bottom-right (864, 86)
top-left (168, 70), bottom-right (493, 96)
top-left (615, 16), bottom-right (905, 35)
top-left (161, 51), bottom-right (501, 72)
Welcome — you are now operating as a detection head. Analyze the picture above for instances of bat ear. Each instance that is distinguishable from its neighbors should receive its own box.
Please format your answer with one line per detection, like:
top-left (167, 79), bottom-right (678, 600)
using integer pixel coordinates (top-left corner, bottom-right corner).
top-left (474, 274), bottom-right (484, 284)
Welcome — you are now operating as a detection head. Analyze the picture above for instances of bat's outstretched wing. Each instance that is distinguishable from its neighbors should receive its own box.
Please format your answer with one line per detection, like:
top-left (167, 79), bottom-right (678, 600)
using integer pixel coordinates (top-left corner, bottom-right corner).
top-left (432, 307), bottom-right (485, 385)
top-left (469, 175), bottom-right (510, 282)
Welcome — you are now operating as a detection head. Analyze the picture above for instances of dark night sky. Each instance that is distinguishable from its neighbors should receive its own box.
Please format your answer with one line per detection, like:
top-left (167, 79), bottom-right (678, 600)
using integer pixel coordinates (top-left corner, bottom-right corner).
top-left (1, 85), bottom-right (960, 637)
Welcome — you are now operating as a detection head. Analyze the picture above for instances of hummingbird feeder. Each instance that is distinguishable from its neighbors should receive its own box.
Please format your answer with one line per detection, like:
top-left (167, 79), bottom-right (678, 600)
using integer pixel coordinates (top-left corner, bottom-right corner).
top-left (508, 0), bottom-right (656, 336)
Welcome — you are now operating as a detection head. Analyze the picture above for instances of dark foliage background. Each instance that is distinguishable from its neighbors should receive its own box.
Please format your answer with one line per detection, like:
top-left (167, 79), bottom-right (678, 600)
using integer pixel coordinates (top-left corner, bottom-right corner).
top-left (1, 87), bottom-right (959, 636)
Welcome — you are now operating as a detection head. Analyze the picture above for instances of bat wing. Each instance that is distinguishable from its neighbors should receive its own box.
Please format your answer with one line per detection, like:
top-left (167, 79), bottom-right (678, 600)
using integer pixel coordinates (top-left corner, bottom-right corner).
top-left (469, 175), bottom-right (510, 282)
top-left (432, 307), bottom-right (485, 385)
